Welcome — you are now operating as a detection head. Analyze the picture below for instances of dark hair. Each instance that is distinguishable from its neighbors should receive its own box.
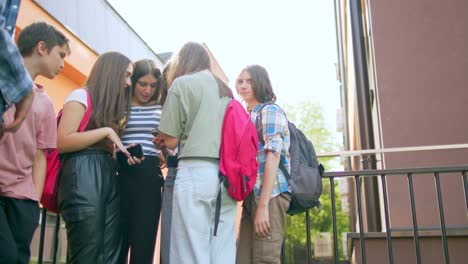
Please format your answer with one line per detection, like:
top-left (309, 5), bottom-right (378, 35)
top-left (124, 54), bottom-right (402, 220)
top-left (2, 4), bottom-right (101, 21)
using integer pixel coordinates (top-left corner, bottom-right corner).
top-left (238, 65), bottom-right (276, 103)
top-left (86, 52), bottom-right (132, 134)
top-left (132, 59), bottom-right (162, 102)
top-left (17, 22), bottom-right (70, 57)
top-left (167, 42), bottom-right (232, 98)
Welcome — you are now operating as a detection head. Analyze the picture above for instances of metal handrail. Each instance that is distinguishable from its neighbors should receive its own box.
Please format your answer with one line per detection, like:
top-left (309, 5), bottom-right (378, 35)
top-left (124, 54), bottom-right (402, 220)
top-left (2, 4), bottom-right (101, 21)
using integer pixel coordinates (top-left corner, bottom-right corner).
top-left (286, 164), bottom-right (468, 264)
top-left (317, 143), bottom-right (468, 158)
top-left (323, 166), bottom-right (468, 178)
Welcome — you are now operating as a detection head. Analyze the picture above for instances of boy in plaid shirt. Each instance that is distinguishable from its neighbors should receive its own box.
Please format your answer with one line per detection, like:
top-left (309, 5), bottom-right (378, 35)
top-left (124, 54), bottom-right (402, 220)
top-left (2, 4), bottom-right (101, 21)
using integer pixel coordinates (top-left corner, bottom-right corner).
top-left (235, 65), bottom-right (291, 264)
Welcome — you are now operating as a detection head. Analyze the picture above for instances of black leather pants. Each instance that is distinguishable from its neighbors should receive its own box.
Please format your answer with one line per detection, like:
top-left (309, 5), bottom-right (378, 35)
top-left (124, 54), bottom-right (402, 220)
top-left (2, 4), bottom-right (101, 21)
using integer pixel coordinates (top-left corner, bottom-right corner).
top-left (58, 150), bottom-right (122, 264)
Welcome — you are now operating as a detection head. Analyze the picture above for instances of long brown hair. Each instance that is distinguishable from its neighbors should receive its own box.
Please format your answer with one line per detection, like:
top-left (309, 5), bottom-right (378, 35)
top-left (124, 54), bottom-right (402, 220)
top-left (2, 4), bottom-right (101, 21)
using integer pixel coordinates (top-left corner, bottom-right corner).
top-left (237, 64), bottom-right (276, 103)
top-left (86, 52), bottom-right (132, 134)
top-left (158, 62), bottom-right (172, 105)
top-left (167, 42), bottom-right (232, 98)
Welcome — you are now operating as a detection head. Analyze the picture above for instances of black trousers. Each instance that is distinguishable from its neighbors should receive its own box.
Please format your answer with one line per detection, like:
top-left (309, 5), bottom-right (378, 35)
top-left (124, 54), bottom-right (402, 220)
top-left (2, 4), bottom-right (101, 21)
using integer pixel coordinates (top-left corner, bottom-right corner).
top-left (118, 156), bottom-right (163, 264)
top-left (0, 196), bottom-right (39, 264)
top-left (58, 150), bottom-right (122, 264)
top-left (159, 158), bottom-right (177, 264)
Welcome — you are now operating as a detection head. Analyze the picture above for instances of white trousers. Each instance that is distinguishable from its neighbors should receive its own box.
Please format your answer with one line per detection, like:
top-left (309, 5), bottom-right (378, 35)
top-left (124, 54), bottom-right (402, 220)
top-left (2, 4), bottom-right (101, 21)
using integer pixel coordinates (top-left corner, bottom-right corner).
top-left (169, 159), bottom-right (237, 264)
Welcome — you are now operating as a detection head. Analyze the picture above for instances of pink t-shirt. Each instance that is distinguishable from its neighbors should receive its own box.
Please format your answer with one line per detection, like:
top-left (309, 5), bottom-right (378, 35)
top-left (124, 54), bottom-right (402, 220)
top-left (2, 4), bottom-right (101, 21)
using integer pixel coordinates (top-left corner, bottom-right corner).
top-left (0, 85), bottom-right (56, 201)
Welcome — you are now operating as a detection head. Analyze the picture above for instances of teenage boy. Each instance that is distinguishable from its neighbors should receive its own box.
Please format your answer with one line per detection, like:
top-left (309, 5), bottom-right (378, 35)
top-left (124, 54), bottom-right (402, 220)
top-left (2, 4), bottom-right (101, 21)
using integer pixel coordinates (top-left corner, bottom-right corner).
top-left (0, 22), bottom-right (70, 264)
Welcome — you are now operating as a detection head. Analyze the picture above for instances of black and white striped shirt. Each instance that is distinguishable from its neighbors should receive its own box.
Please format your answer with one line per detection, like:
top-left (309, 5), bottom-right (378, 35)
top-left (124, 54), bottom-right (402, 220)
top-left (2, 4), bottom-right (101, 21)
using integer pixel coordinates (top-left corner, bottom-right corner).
top-left (121, 104), bottom-right (162, 156)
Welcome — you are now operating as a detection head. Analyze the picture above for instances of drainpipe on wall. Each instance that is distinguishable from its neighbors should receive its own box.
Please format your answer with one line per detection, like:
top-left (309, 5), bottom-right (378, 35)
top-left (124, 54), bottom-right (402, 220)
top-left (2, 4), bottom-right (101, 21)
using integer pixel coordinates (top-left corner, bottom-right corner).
top-left (349, 0), bottom-right (381, 232)
top-left (334, 0), bottom-right (357, 233)
top-left (334, 0), bottom-right (350, 171)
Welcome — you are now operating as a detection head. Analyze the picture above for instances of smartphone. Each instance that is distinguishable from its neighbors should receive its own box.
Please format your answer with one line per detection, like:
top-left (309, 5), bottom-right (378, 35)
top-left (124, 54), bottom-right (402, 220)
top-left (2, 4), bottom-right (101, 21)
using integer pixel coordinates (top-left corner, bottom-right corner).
top-left (126, 144), bottom-right (144, 159)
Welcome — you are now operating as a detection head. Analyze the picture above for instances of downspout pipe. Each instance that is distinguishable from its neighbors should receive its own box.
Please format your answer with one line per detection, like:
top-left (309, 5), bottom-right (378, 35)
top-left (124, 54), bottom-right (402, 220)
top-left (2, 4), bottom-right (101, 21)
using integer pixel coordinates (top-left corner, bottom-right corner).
top-left (349, 0), bottom-right (381, 232)
top-left (334, 0), bottom-right (357, 234)
top-left (334, 0), bottom-right (350, 170)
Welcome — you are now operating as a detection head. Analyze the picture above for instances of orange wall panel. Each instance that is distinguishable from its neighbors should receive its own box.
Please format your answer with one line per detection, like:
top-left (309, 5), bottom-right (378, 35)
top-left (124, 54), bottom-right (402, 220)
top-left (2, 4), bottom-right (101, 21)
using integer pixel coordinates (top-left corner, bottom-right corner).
top-left (17, 0), bottom-right (98, 78)
top-left (36, 74), bottom-right (80, 113)
top-left (16, 0), bottom-right (97, 112)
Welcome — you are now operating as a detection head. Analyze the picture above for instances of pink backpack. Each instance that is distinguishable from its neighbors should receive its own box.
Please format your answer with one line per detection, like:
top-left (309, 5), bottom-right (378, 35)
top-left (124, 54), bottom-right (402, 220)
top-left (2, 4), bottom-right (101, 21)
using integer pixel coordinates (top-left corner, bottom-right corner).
top-left (219, 99), bottom-right (259, 201)
top-left (41, 90), bottom-right (92, 213)
top-left (214, 99), bottom-right (258, 236)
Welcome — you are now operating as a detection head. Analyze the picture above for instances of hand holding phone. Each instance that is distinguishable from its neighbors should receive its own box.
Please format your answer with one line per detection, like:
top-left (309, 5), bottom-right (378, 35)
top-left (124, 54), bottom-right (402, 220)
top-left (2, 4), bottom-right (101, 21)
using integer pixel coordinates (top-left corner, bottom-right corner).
top-left (117, 144), bottom-right (144, 164)
top-left (126, 144), bottom-right (144, 159)
top-left (151, 129), bottom-right (166, 150)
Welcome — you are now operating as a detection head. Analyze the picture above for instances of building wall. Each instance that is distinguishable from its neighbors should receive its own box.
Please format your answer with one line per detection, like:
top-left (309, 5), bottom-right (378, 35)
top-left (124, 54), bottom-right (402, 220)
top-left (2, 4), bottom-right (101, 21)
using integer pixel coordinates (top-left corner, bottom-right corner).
top-left (17, 0), bottom-right (170, 112)
top-left (33, 0), bottom-right (165, 69)
top-left (368, 0), bottom-right (468, 228)
top-left (16, 0), bottom-right (98, 112)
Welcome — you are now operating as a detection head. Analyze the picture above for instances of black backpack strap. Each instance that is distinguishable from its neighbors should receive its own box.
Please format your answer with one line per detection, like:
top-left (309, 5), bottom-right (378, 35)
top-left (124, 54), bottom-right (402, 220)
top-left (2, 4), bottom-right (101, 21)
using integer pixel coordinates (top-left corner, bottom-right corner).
top-left (278, 163), bottom-right (291, 181)
top-left (255, 102), bottom-right (276, 146)
top-left (213, 172), bottom-right (223, 236)
top-left (166, 154), bottom-right (178, 168)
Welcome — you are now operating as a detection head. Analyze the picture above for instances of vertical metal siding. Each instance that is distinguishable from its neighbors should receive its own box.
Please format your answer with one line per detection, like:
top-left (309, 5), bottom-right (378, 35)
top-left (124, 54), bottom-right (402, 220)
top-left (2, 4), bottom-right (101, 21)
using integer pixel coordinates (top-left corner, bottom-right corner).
top-left (33, 0), bottom-right (163, 66)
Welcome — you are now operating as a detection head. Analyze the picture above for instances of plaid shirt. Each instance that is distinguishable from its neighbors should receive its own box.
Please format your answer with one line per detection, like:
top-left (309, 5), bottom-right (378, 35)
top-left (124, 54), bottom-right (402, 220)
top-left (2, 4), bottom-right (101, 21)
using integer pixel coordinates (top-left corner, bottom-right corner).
top-left (0, 0), bottom-right (33, 123)
top-left (250, 103), bottom-right (290, 200)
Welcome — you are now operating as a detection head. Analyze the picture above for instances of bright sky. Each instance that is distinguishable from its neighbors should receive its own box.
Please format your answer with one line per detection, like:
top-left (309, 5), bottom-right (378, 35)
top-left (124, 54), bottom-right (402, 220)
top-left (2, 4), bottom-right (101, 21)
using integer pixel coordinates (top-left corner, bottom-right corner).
top-left (108, 0), bottom-right (342, 150)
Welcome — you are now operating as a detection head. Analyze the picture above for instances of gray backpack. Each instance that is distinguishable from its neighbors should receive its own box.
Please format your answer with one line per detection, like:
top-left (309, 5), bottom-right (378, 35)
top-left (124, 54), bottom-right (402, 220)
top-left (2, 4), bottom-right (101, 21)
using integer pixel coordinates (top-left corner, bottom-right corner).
top-left (256, 103), bottom-right (324, 215)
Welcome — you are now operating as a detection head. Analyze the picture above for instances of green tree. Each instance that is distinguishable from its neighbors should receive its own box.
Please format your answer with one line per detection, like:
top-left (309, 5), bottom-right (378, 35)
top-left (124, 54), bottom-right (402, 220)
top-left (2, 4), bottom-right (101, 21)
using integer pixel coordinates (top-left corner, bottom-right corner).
top-left (284, 101), bottom-right (336, 158)
top-left (283, 100), bottom-right (350, 262)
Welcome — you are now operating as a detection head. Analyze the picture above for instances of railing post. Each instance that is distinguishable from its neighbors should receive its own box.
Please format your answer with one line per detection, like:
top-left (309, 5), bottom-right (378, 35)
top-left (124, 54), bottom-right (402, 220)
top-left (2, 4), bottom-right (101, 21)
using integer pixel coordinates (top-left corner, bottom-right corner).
top-left (306, 210), bottom-right (312, 264)
top-left (434, 173), bottom-right (450, 264)
top-left (38, 208), bottom-right (47, 264)
top-left (330, 177), bottom-right (339, 264)
top-left (354, 176), bottom-right (366, 264)
top-left (462, 171), bottom-right (468, 212)
top-left (407, 173), bottom-right (421, 264)
top-left (52, 214), bottom-right (60, 264)
top-left (281, 239), bottom-right (286, 264)
top-left (381, 174), bottom-right (394, 264)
